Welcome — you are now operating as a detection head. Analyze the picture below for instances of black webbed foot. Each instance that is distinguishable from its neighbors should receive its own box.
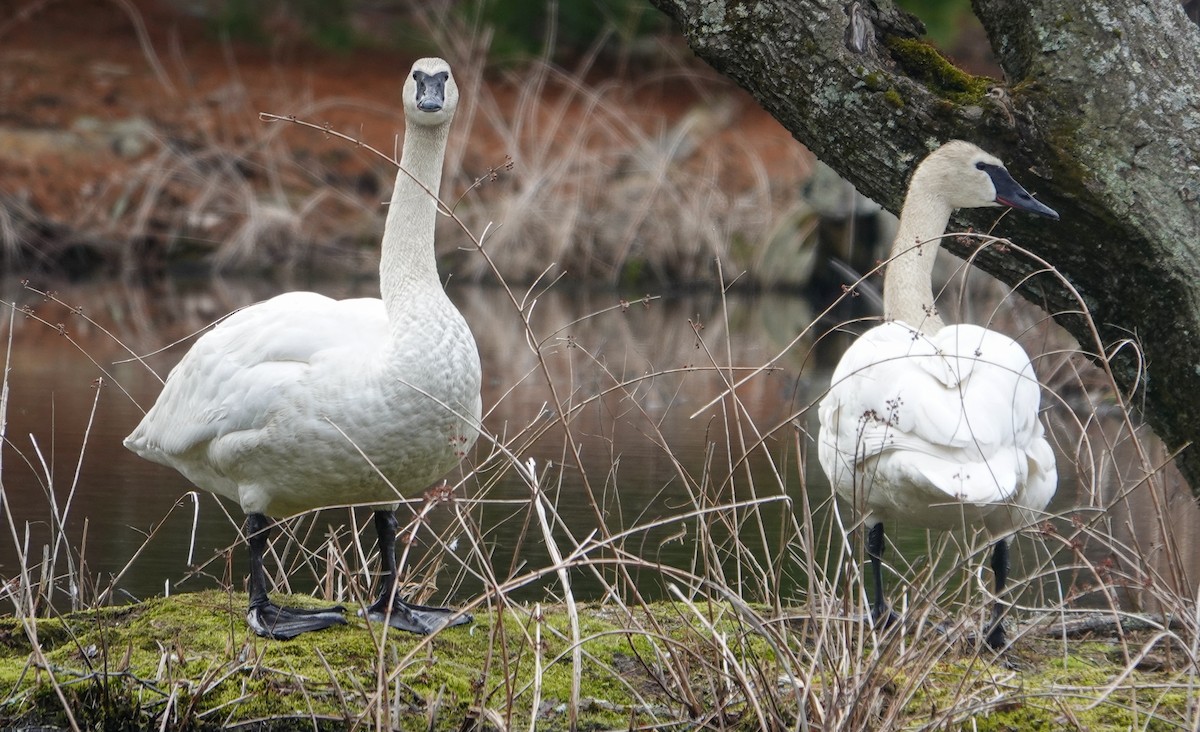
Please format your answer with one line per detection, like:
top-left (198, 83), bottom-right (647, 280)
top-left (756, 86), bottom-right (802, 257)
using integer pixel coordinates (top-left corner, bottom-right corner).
top-left (365, 510), bottom-right (472, 634)
top-left (243, 513), bottom-right (347, 640)
top-left (363, 596), bottom-right (472, 635)
top-left (247, 601), bottom-right (347, 640)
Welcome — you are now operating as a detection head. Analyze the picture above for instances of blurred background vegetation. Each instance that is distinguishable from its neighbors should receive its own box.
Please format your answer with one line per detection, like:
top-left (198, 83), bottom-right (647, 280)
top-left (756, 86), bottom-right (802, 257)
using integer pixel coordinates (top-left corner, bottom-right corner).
top-left (205, 0), bottom-right (977, 60)
top-left (894, 0), bottom-right (974, 47)
top-left (210, 0), bottom-right (669, 59)
top-left (0, 0), bottom-right (989, 285)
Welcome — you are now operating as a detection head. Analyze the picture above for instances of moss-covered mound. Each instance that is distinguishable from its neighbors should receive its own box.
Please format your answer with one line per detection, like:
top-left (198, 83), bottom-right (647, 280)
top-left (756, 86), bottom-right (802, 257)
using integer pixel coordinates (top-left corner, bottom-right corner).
top-left (0, 592), bottom-right (1192, 730)
top-left (0, 591), bottom-right (777, 730)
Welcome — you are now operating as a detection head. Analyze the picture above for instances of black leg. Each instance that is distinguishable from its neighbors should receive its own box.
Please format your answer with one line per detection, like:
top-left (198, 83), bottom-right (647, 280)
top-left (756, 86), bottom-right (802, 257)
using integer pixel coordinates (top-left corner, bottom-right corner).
top-left (246, 512), bottom-right (272, 611)
top-left (363, 509), bottom-right (472, 635)
top-left (243, 512), bottom-right (346, 640)
top-left (985, 539), bottom-right (1010, 650)
top-left (866, 522), bottom-right (895, 627)
top-left (373, 509), bottom-right (401, 606)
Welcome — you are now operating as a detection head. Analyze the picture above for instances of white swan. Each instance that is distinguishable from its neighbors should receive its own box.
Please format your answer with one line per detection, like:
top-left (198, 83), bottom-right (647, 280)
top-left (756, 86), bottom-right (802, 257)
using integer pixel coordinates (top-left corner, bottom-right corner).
top-left (125, 58), bottom-right (481, 640)
top-left (817, 141), bottom-right (1058, 649)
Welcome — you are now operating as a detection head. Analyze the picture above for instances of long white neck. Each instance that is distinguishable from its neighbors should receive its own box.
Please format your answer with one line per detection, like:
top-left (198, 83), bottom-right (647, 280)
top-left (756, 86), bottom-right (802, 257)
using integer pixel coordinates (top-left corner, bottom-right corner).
top-left (882, 184), bottom-right (954, 334)
top-left (379, 118), bottom-right (450, 331)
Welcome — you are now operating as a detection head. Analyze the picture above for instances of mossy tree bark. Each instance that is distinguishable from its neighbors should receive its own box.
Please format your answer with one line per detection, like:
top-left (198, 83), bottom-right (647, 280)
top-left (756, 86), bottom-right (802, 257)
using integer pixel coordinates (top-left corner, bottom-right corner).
top-left (650, 0), bottom-right (1200, 492)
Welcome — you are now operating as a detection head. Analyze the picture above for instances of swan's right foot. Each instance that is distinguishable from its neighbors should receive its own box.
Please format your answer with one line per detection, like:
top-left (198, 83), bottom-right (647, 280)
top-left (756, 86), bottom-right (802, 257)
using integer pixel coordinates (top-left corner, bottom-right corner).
top-left (363, 595), bottom-right (473, 635)
top-left (247, 601), bottom-right (347, 640)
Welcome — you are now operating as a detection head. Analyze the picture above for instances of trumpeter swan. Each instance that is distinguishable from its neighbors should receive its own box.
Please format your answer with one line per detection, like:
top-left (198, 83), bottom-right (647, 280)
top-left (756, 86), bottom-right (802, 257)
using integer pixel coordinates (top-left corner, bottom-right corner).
top-left (817, 140), bottom-right (1058, 649)
top-left (125, 57), bottom-right (481, 640)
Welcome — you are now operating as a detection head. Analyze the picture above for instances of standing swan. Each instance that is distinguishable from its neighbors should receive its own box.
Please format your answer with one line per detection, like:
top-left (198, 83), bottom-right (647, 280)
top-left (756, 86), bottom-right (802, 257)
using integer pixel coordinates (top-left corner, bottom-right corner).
top-left (125, 58), bottom-right (481, 640)
top-left (817, 141), bottom-right (1058, 649)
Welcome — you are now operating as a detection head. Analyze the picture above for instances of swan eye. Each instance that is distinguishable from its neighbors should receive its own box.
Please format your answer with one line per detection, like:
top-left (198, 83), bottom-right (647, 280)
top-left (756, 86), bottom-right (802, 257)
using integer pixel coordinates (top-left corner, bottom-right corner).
top-left (412, 72), bottom-right (419, 80)
top-left (975, 161), bottom-right (987, 170)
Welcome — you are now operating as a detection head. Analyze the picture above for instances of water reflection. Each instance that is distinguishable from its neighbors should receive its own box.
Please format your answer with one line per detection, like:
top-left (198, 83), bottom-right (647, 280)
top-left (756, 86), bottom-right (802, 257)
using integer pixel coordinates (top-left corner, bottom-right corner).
top-left (0, 276), bottom-right (1196, 618)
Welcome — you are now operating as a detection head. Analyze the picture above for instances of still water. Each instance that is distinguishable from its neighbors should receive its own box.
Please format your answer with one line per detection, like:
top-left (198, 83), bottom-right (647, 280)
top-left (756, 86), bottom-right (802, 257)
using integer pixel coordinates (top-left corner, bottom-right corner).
top-left (0, 276), bottom-right (1196, 617)
top-left (0, 277), bottom-right (828, 607)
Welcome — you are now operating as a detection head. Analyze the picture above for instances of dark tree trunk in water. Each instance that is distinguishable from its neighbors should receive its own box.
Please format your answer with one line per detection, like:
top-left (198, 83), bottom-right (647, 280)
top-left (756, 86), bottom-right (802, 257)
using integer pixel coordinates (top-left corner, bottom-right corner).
top-left (650, 0), bottom-right (1200, 493)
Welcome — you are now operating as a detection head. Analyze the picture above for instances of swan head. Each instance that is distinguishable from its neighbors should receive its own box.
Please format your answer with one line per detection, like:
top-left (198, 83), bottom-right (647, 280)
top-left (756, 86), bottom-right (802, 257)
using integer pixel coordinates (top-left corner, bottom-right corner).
top-left (403, 58), bottom-right (459, 126)
top-left (915, 140), bottom-right (1058, 220)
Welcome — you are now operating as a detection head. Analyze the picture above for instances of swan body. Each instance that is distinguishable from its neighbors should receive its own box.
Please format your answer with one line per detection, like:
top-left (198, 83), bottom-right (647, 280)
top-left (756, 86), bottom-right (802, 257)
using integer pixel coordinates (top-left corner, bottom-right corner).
top-left (819, 321), bottom-right (1056, 533)
top-left (817, 140), bottom-right (1058, 649)
top-left (131, 291), bottom-right (479, 517)
top-left (126, 58), bottom-right (480, 639)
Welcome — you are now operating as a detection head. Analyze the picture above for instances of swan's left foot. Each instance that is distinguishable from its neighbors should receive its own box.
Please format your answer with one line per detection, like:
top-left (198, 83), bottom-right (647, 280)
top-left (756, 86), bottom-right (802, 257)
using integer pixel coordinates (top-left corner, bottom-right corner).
top-left (363, 596), bottom-right (472, 635)
top-left (247, 601), bottom-right (347, 640)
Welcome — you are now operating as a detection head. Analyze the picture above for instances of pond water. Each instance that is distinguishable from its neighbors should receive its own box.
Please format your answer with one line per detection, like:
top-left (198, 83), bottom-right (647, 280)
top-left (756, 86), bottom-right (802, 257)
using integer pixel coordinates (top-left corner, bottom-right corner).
top-left (0, 277), bottom-right (823, 606)
top-left (0, 275), bottom-right (1196, 620)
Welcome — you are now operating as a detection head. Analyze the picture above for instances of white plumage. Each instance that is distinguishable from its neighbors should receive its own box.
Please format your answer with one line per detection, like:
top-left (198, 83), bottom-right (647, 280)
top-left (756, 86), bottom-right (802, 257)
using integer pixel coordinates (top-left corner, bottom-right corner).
top-left (817, 140), bottom-right (1058, 649)
top-left (820, 322), bottom-right (1056, 530)
top-left (126, 58), bottom-right (481, 639)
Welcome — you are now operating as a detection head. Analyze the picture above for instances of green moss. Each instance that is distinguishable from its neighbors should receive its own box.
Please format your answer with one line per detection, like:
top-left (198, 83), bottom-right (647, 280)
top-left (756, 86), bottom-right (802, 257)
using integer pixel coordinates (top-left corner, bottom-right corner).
top-left (884, 88), bottom-right (905, 108)
top-left (864, 71), bottom-right (888, 91)
top-left (885, 36), bottom-right (993, 105)
top-left (898, 640), bottom-right (1191, 730)
top-left (0, 595), bottom-right (1193, 729)
top-left (0, 592), bottom-right (790, 730)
